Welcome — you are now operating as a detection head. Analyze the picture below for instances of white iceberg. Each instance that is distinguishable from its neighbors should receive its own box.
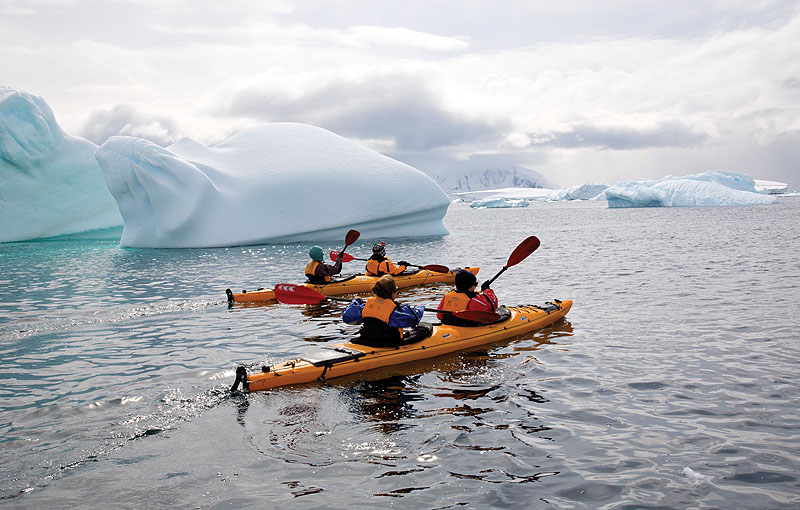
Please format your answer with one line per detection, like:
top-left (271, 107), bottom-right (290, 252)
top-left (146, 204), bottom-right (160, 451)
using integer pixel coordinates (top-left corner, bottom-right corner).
top-left (754, 179), bottom-right (788, 195)
top-left (95, 123), bottom-right (450, 248)
top-left (469, 196), bottom-right (529, 209)
top-left (0, 87), bottom-right (122, 243)
top-left (605, 171), bottom-right (778, 208)
top-left (547, 182), bottom-right (609, 201)
top-left (451, 186), bottom-right (554, 202)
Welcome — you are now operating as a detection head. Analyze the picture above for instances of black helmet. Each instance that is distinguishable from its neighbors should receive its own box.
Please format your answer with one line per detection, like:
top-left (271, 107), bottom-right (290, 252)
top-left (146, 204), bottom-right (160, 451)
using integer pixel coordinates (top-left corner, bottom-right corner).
top-left (372, 243), bottom-right (386, 257)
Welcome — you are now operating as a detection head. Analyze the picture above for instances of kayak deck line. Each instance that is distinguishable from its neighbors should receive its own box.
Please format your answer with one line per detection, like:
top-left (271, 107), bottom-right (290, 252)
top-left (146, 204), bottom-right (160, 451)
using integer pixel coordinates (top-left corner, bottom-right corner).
top-left (226, 266), bottom-right (480, 304)
top-left (231, 299), bottom-right (572, 392)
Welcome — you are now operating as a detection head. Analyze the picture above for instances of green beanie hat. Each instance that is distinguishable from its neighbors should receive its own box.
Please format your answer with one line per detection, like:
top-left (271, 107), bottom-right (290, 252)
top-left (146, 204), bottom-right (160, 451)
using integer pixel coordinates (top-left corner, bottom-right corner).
top-left (309, 246), bottom-right (324, 262)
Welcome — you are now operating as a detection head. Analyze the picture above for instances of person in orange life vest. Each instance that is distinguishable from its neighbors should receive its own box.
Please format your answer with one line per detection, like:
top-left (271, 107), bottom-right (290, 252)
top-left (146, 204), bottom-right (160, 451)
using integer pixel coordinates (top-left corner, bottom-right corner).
top-left (365, 242), bottom-right (408, 276)
top-left (437, 269), bottom-right (498, 325)
top-left (305, 245), bottom-right (343, 284)
top-left (343, 275), bottom-right (425, 348)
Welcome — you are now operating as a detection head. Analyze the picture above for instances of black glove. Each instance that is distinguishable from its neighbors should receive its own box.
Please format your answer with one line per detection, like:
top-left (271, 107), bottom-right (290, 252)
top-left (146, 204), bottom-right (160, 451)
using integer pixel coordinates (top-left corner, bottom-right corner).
top-left (397, 260), bottom-right (410, 267)
top-left (336, 251), bottom-right (344, 262)
top-left (480, 281), bottom-right (491, 292)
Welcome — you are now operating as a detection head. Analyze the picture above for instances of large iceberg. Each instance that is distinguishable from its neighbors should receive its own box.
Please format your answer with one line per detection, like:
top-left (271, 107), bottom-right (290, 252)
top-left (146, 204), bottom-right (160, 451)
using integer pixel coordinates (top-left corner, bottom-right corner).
top-left (95, 123), bottom-right (450, 248)
top-left (0, 87), bottom-right (122, 242)
top-left (605, 171), bottom-right (779, 208)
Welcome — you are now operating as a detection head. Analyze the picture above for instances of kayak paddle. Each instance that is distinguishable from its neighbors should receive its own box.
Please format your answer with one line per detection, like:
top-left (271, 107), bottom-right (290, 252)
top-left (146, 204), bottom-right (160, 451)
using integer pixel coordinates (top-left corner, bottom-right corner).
top-left (329, 251), bottom-right (449, 273)
top-left (336, 229), bottom-right (360, 261)
top-left (273, 284), bottom-right (500, 323)
top-left (482, 235), bottom-right (541, 288)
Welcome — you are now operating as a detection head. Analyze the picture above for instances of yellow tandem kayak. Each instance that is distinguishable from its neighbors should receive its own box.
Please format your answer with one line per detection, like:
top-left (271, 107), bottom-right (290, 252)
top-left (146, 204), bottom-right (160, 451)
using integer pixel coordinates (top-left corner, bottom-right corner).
top-left (226, 267), bottom-right (480, 304)
top-left (231, 299), bottom-right (572, 392)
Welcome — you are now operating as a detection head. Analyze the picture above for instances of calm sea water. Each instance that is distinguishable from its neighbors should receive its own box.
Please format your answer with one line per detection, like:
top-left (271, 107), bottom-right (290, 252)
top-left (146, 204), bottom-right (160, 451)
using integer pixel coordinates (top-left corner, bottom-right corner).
top-left (1, 198), bottom-right (798, 509)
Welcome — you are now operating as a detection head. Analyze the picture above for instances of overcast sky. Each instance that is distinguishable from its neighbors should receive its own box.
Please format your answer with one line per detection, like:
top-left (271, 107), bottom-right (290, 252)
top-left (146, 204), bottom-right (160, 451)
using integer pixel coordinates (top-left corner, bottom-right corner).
top-left (3, 0), bottom-right (799, 189)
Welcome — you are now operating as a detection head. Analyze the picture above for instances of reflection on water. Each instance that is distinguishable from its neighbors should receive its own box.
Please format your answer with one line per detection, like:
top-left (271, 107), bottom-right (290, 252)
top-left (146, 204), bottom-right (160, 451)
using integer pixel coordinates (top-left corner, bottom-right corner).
top-left (344, 376), bottom-right (426, 434)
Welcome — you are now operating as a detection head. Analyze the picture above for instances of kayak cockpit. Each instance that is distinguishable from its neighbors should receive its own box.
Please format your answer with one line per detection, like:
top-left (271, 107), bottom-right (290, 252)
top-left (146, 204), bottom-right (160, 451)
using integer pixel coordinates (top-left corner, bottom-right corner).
top-left (313, 273), bottom-right (360, 284)
top-left (440, 305), bottom-right (512, 327)
top-left (531, 300), bottom-right (563, 312)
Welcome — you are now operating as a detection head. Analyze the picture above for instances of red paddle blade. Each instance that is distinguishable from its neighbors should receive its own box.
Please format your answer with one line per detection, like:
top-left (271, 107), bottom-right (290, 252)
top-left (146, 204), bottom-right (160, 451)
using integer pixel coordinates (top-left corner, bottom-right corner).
top-left (273, 284), bottom-right (327, 305)
top-left (451, 310), bottom-right (501, 323)
top-left (345, 229), bottom-right (360, 246)
top-left (506, 236), bottom-right (540, 267)
top-left (420, 264), bottom-right (449, 273)
top-left (330, 251), bottom-right (355, 262)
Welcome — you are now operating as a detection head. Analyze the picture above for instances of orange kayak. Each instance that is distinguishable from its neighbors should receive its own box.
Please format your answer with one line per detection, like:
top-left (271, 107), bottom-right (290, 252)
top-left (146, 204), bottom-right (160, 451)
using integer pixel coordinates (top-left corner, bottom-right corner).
top-left (226, 267), bottom-right (480, 304)
top-left (231, 299), bottom-right (572, 391)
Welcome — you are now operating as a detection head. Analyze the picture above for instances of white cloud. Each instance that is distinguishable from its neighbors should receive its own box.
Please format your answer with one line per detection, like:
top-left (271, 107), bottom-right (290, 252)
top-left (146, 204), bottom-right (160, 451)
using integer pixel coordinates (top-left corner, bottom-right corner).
top-left (346, 26), bottom-right (469, 51)
top-left (0, 4), bottom-right (36, 15)
top-left (2, 0), bottom-right (799, 188)
top-left (1, 0), bottom-right (76, 13)
top-left (80, 104), bottom-right (179, 146)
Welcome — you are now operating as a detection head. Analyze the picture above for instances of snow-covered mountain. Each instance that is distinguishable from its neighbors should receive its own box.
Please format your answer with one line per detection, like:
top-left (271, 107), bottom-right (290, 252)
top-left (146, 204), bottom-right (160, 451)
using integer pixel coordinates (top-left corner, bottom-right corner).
top-left (426, 167), bottom-right (560, 193)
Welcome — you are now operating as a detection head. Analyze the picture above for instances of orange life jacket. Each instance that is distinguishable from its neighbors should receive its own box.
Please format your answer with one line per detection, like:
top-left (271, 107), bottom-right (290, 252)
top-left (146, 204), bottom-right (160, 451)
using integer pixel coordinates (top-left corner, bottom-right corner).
top-left (365, 258), bottom-right (405, 276)
top-left (437, 290), bottom-right (469, 320)
top-left (362, 296), bottom-right (403, 339)
top-left (305, 259), bottom-right (330, 283)
top-left (365, 259), bottom-right (380, 276)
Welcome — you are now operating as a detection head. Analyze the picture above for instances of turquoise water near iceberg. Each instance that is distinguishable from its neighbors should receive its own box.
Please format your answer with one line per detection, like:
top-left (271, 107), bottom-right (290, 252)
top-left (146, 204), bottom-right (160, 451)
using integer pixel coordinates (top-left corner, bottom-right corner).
top-left (1, 198), bottom-right (799, 508)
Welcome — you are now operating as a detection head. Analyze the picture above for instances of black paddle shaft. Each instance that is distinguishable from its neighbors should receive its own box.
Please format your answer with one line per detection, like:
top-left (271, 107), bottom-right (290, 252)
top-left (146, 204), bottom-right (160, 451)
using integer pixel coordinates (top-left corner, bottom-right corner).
top-left (483, 236), bottom-right (540, 288)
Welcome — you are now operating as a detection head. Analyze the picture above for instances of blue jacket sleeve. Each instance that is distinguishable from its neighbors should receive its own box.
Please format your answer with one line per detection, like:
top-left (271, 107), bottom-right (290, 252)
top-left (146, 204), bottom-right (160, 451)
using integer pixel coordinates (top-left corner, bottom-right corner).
top-left (342, 298), bottom-right (365, 324)
top-left (387, 304), bottom-right (424, 327)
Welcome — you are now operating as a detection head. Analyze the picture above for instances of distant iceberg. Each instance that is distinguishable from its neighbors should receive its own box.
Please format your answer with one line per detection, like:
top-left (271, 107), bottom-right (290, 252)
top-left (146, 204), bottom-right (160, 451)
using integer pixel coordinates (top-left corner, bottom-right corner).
top-left (754, 180), bottom-right (788, 195)
top-left (95, 123), bottom-right (450, 248)
top-left (605, 171), bottom-right (778, 208)
top-left (0, 87), bottom-right (122, 243)
top-left (451, 186), bottom-right (554, 202)
top-left (469, 197), bottom-right (529, 209)
top-left (548, 182), bottom-right (608, 201)
top-left (429, 166), bottom-right (560, 193)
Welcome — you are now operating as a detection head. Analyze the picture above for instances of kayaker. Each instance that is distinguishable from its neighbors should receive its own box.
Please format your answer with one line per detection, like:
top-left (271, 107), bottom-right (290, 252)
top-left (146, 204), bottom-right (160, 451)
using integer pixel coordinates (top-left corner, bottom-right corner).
top-left (305, 245), bottom-right (344, 284)
top-left (365, 242), bottom-right (409, 276)
top-left (437, 269), bottom-right (498, 326)
top-left (343, 275), bottom-right (429, 347)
